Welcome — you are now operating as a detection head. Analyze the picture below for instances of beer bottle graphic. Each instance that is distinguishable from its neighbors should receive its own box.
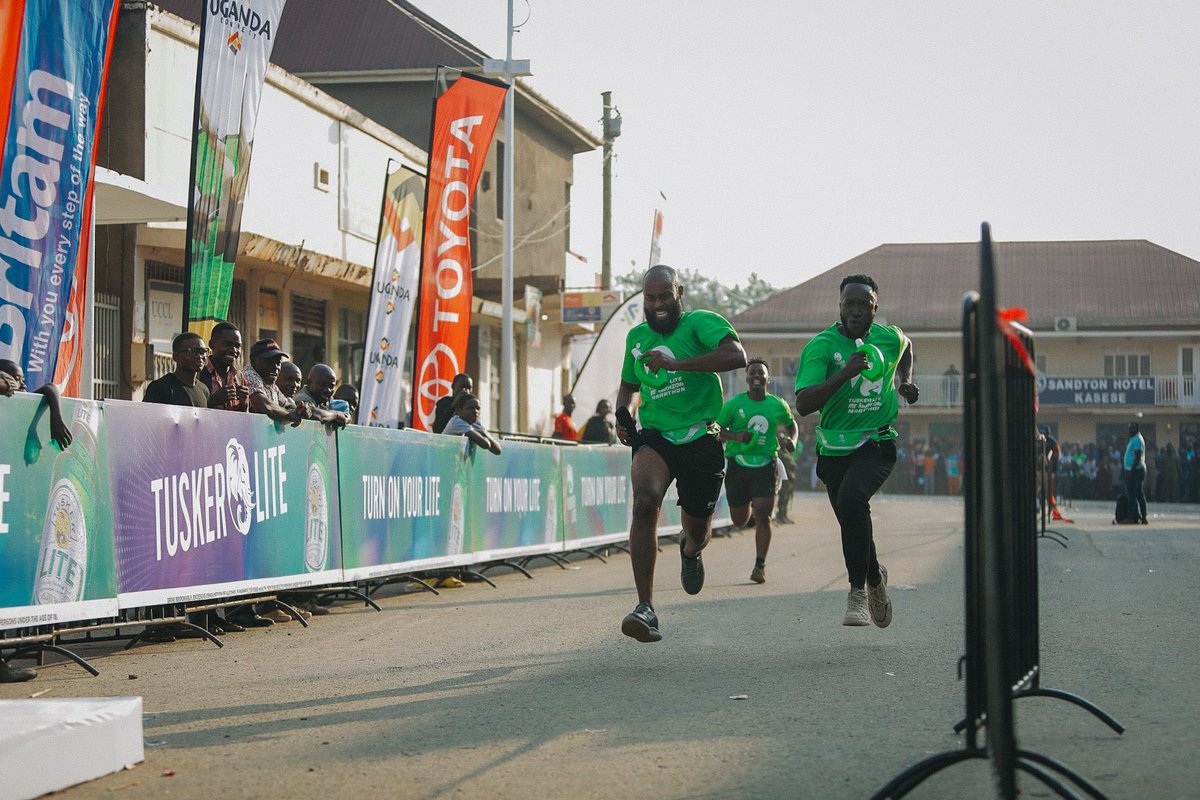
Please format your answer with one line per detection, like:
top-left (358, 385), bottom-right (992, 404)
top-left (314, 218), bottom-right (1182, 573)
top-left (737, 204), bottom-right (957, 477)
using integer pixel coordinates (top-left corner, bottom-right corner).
top-left (303, 434), bottom-right (331, 573)
top-left (33, 402), bottom-right (100, 605)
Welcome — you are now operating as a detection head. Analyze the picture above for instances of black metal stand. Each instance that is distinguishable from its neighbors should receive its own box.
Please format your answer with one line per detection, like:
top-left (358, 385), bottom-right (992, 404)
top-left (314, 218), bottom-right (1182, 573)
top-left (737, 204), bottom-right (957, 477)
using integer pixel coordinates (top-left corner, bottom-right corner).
top-left (477, 560), bottom-right (533, 579)
top-left (518, 552), bottom-right (572, 570)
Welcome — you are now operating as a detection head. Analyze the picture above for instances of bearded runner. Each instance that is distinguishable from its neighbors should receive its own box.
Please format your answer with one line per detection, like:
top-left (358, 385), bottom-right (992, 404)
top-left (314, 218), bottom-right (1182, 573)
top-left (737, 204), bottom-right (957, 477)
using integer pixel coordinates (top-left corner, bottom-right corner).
top-left (613, 265), bottom-right (747, 643)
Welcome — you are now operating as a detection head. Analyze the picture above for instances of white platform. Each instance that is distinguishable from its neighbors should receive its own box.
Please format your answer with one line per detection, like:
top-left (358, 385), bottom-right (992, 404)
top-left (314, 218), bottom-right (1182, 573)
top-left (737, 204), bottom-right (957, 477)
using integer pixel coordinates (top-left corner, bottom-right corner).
top-left (0, 697), bottom-right (144, 800)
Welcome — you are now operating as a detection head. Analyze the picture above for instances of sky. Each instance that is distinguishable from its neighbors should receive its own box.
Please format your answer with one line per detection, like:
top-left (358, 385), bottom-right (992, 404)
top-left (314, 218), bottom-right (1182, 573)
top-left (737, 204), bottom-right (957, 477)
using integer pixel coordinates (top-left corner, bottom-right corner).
top-left (410, 1), bottom-right (1200, 291)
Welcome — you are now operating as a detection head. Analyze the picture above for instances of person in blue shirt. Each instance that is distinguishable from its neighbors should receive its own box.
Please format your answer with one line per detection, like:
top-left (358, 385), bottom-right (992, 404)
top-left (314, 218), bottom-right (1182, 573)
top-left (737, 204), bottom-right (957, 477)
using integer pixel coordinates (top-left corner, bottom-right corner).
top-left (1124, 422), bottom-right (1148, 524)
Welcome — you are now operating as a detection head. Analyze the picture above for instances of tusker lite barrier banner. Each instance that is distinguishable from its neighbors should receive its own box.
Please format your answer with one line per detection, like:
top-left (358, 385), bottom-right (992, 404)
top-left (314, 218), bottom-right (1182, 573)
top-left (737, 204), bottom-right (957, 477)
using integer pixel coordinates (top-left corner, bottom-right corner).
top-left (411, 74), bottom-right (507, 431)
top-left (104, 401), bottom-right (341, 608)
top-left (359, 163), bottom-right (425, 428)
top-left (0, 394), bottom-right (117, 630)
top-left (183, 0), bottom-right (286, 340)
top-left (0, 0), bottom-right (119, 391)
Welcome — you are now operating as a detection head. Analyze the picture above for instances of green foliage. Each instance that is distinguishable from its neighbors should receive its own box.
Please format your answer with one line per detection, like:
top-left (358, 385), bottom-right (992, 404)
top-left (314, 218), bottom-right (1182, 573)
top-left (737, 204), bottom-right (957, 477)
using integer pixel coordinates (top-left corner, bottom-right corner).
top-left (613, 268), bottom-right (785, 319)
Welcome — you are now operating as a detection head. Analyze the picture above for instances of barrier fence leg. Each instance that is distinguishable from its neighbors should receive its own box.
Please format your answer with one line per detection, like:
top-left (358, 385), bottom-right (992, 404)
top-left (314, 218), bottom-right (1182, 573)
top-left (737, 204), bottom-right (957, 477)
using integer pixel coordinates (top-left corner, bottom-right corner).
top-left (869, 749), bottom-right (985, 799)
top-left (6, 644), bottom-right (101, 677)
top-left (1018, 751), bottom-right (1109, 799)
top-left (1015, 688), bottom-right (1126, 734)
top-left (1014, 757), bottom-right (1091, 800)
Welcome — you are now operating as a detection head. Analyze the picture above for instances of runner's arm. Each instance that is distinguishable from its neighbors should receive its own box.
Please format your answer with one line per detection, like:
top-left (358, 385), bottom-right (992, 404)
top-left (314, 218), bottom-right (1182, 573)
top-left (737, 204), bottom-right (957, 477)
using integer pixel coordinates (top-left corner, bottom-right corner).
top-left (897, 336), bottom-right (919, 404)
top-left (637, 334), bottom-right (746, 375)
top-left (614, 380), bottom-right (640, 445)
top-left (795, 352), bottom-right (867, 417)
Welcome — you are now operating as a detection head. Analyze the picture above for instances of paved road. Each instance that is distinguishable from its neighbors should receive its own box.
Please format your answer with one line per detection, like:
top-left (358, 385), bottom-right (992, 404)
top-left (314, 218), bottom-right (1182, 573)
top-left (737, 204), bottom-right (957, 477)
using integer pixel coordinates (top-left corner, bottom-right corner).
top-left (5, 494), bottom-right (1199, 799)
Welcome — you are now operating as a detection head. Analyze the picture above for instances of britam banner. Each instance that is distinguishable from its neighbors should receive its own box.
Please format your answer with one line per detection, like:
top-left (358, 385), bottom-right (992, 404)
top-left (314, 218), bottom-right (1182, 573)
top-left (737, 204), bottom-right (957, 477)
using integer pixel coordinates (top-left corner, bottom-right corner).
top-left (0, 0), bottom-right (120, 390)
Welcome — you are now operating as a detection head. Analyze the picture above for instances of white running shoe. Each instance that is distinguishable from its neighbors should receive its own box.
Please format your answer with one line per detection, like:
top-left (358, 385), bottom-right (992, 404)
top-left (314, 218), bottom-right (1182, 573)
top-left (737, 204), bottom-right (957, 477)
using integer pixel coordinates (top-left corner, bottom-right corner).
top-left (843, 588), bottom-right (870, 626)
top-left (868, 565), bottom-right (893, 628)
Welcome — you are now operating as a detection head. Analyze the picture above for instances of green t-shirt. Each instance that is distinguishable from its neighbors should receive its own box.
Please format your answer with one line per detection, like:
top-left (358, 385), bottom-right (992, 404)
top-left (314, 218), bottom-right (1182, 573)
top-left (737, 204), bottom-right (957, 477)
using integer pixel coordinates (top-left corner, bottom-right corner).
top-left (621, 309), bottom-right (737, 444)
top-left (795, 323), bottom-right (906, 455)
top-left (717, 391), bottom-right (796, 467)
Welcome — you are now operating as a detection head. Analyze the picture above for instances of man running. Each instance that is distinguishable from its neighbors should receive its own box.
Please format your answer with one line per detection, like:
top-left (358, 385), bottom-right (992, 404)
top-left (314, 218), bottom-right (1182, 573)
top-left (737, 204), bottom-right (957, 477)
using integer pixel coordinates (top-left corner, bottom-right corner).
top-left (615, 265), bottom-right (747, 642)
top-left (717, 358), bottom-right (796, 584)
top-left (795, 274), bottom-right (919, 628)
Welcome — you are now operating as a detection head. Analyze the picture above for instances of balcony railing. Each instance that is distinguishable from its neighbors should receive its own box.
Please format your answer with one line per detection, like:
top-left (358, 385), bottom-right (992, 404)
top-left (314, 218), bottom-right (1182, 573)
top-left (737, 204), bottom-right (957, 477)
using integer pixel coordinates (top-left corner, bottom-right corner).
top-left (758, 374), bottom-right (1200, 409)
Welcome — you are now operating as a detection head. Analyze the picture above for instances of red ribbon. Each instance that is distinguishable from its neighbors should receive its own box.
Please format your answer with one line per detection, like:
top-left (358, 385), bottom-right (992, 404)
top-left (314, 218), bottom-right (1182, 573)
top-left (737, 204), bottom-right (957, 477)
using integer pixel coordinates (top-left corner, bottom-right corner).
top-left (998, 307), bottom-right (1039, 412)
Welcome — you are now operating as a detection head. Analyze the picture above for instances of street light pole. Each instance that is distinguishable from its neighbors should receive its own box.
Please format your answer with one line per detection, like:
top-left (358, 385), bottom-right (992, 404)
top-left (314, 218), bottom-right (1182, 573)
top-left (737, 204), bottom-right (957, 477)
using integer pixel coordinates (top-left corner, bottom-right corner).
top-left (601, 92), bottom-right (620, 291)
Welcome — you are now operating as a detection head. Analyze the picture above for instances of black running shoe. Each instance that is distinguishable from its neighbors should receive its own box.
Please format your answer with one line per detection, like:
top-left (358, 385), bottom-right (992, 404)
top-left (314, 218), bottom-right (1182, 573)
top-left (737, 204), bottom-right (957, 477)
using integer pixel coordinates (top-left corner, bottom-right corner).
top-left (621, 603), bottom-right (662, 642)
top-left (679, 537), bottom-right (704, 595)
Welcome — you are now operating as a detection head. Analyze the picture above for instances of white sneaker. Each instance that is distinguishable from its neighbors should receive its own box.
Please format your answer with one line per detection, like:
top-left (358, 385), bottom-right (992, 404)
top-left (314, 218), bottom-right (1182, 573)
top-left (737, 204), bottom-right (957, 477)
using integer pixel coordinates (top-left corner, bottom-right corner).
top-left (868, 565), bottom-right (893, 628)
top-left (843, 588), bottom-right (870, 626)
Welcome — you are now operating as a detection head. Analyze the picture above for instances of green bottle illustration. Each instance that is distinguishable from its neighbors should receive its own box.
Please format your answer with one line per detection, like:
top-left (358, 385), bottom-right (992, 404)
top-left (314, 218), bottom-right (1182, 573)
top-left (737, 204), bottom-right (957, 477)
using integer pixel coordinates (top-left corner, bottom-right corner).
top-left (854, 338), bottom-right (886, 382)
top-left (303, 434), bottom-right (330, 573)
top-left (33, 402), bottom-right (100, 605)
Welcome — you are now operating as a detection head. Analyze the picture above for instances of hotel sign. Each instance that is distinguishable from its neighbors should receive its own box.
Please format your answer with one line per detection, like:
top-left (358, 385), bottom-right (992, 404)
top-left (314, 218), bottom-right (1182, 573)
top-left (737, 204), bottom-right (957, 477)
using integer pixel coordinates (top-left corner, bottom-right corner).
top-left (1036, 376), bottom-right (1155, 406)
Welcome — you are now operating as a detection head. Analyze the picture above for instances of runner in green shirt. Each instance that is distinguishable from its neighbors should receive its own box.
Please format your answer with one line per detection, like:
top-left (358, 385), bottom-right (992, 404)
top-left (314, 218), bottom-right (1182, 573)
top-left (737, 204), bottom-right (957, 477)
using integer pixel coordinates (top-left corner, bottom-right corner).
top-left (795, 274), bottom-right (919, 629)
top-left (717, 358), bottom-right (796, 584)
top-left (615, 265), bottom-right (747, 643)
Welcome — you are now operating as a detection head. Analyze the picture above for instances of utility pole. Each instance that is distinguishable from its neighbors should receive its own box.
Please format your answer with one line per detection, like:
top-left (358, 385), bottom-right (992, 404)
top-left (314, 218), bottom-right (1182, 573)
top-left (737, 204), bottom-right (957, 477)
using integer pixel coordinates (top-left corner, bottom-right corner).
top-left (483, 1), bottom-right (530, 433)
top-left (601, 91), bottom-right (621, 290)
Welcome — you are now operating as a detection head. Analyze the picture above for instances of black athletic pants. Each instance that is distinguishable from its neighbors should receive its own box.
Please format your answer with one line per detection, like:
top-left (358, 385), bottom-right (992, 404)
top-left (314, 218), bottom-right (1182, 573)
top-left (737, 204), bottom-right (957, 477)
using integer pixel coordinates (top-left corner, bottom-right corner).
top-left (816, 439), bottom-right (896, 588)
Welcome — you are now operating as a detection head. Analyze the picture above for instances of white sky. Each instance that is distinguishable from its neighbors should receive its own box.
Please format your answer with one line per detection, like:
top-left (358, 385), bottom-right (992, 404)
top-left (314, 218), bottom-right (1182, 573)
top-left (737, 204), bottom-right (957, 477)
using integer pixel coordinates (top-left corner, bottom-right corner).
top-left (411, 1), bottom-right (1200, 290)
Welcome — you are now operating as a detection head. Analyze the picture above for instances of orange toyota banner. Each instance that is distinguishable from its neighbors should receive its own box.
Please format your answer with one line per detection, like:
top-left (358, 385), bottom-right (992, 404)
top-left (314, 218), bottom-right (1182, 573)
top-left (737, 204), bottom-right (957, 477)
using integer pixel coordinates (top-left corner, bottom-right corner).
top-left (411, 73), bottom-right (508, 431)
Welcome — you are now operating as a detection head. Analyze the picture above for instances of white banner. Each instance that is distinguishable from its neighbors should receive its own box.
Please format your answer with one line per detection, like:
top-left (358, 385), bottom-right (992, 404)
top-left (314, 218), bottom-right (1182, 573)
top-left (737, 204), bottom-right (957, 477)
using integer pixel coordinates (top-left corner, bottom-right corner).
top-left (569, 292), bottom-right (644, 419)
top-left (359, 164), bottom-right (425, 427)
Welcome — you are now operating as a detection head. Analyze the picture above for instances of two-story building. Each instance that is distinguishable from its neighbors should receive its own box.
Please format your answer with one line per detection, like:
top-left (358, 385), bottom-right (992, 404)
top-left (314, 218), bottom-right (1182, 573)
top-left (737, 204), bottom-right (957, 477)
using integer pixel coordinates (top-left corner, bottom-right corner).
top-left (730, 240), bottom-right (1200, 454)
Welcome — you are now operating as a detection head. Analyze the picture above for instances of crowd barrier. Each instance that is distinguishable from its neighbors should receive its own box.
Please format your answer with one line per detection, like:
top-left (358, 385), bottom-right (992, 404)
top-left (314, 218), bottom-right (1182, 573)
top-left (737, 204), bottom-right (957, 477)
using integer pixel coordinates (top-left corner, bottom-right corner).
top-left (1, 396), bottom-right (731, 638)
top-left (872, 225), bottom-right (1122, 800)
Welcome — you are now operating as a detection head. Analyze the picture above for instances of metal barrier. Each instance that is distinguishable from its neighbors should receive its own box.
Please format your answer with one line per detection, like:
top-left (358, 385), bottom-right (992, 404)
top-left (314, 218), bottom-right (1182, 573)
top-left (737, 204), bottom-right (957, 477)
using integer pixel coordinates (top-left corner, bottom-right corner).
top-left (872, 224), bottom-right (1122, 800)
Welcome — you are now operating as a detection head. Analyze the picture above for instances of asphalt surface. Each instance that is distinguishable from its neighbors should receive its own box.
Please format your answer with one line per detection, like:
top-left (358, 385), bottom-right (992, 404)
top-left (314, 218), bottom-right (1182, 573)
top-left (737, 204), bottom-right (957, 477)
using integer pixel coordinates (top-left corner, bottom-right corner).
top-left (5, 493), bottom-right (1198, 799)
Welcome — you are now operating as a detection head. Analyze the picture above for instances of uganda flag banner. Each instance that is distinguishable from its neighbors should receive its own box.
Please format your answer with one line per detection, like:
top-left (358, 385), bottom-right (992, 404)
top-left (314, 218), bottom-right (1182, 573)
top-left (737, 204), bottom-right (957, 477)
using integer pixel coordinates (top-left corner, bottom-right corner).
top-left (411, 74), bottom-right (508, 431)
top-left (359, 162), bottom-right (425, 428)
top-left (183, 0), bottom-right (285, 339)
top-left (0, 0), bottom-right (120, 391)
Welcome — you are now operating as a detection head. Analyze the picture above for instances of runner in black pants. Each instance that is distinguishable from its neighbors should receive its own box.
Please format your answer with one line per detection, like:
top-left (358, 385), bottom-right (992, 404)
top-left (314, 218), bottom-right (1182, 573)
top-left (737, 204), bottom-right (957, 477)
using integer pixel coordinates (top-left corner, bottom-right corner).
top-left (795, 275), bottom-right (919, 627)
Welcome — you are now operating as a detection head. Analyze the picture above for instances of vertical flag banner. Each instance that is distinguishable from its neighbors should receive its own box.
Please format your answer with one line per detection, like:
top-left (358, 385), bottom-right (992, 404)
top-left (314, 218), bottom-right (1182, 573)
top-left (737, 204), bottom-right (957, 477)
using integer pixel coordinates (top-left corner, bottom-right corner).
top-left (647, 193), bottom-right (666, 267)
top-left (411, 74), bottom-right (508, 431)
top-left (184, 0), bottom-right (286, 339)
top-left (0, 0), bottom-right (120, 391)
top-left (569, 291), bottom-right (644, 420)
top-left (359, 163), bottom-right (425, 428)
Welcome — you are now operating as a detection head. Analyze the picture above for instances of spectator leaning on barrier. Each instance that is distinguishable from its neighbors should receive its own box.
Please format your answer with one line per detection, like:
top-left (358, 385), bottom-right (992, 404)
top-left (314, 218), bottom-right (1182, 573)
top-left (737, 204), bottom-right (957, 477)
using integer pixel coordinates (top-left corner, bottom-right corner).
top-left (276, 360), bottom-right (303, 400)
top-left (579, 399), bottom-right (617, 444)
top-left (0, 360), bottom-right (71, 451)
top-left (444, 392), bottom-right (503, 455)
top-left (333, 383), bottom-right (359, 421)
top-left (294, 364), bottom-right (350, 430)
top-left (200, 321), bottom-right (250, 411)
top-left (553, 394), bottom-right (578, 440)
top-left (241, 339), bottom-right (304, 427)
top-left (433, 373), bottom-right (473, 434)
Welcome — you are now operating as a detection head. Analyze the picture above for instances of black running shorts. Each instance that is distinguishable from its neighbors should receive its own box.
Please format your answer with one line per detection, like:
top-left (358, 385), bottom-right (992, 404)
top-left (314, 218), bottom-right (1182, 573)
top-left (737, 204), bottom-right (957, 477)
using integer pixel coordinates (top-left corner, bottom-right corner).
top-left (636, 429), bottom-right (725, 519)
top-left (724, 458), bottom-right (780, 508)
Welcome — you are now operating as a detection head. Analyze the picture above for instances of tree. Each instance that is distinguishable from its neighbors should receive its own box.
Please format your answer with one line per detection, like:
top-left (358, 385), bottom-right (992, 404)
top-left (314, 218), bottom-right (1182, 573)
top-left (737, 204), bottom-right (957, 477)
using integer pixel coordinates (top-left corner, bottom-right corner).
top-left (613, 268), bottom-right (785, 320)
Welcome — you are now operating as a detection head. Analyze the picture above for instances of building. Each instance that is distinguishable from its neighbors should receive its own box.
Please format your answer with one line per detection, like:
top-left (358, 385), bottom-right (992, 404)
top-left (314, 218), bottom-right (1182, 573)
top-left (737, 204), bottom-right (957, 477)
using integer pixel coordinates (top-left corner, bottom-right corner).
top-left (147, 0), bottom-right (603, 433)
top-left (730, 240), bottom-right (1200, 455)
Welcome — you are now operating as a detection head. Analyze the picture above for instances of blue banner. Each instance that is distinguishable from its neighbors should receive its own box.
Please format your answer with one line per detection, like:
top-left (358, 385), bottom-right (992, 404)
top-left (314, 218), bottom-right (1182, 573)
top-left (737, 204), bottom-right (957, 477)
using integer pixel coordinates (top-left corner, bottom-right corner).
top-left (1037, 376), bottom-right (1155, 406)
top-left (0, 0), bottom-right (117, 388)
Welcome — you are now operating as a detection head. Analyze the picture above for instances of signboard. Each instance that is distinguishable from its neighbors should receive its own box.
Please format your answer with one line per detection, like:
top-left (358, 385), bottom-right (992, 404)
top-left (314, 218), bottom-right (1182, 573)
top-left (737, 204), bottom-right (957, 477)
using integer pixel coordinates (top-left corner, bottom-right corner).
top-left (562, 290), bottom-right (624, 323)
top-left (148, 281), bottom-right (183, 353)
top-left (1037, 375), bottom-right (1155, 406)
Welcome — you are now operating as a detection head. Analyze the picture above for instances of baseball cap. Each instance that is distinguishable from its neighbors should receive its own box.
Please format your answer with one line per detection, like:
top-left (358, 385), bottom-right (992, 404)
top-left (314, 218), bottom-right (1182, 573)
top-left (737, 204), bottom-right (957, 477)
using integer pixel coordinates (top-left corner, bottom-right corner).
top-left (249, 338), bottom-right (289, 359)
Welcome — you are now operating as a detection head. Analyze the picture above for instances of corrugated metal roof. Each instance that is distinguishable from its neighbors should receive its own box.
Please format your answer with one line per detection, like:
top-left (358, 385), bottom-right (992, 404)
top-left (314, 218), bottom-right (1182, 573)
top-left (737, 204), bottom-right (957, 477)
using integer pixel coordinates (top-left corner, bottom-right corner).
top-left (732, 240), bottom-right (1200, 333)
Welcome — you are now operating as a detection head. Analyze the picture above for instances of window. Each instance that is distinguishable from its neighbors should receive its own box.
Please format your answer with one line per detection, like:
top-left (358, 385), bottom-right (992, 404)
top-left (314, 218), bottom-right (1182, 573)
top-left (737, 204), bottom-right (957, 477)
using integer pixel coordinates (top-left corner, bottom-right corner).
top-left (1104, 353), bottom-right (1150, 377)
top-left (291, 294), bottom-right (327, 375)
top-left (337, 307), bottom-right (366, 388)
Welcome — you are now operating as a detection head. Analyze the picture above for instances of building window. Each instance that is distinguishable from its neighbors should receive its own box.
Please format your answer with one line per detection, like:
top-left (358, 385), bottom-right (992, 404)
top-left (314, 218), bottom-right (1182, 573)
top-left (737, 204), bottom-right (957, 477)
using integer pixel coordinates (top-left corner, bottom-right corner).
top-left (291, 294), bottom-right (327, 374)
top-left (338, 307), bottom-right (366, 388)
top-left (495, 141), bottom-right (505, 221)
top-left (1104, 353), bottom-right (1150, 377)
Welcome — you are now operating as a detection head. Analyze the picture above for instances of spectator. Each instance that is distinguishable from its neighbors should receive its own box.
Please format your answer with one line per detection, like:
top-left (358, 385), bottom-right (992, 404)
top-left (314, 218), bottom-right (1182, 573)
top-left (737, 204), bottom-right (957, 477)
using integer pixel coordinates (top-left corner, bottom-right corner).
top-left (294, 364), bottom-right (350, 430)
top-left (941, 364), bottom-right (961, 406)
top-left (432, 373), bottom-right (473, 434)
top-left (444, 392), bottom-right (502, 455)
top-left (579, 399), bottom-right (617, 444)
top-left (1124, 422), bottom-right (1148, 524)
top-left (276, 361), bottom-right (303, 400)
top-left (241, 339), bottom-right (304, 427)
top-left (142, 333), bottom-right (246, 638)
top-left (553, 394), bottom-right (578, 440)
top-left (333, 383), bottom-right (360, 421)
top-left (0, 360), bottom-right (71, 451)
top-left (199, 321), bottom-right (250, 412)
top-left (773, 430), bottom-right (798, 524)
